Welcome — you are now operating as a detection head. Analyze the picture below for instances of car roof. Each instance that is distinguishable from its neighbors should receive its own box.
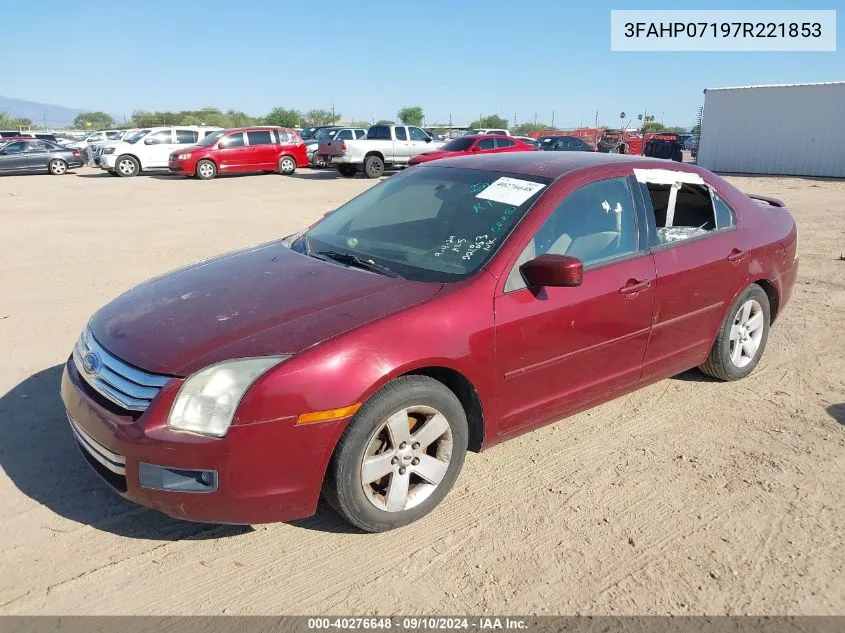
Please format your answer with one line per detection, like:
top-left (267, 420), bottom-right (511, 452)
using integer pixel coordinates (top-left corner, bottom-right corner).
top-left (429, 151), bottom-right (707, 180)
top-left (220, 126), bottom-right (292, 132)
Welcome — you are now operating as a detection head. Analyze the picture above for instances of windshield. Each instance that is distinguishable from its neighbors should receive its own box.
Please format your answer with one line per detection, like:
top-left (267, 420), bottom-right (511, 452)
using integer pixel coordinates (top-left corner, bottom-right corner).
top-left (298, 166), bottom-right (551, 282)
top-left (442, 137), bottom-right (475, 151)
top-left (299, 127), bottom-right (317, 140)
top-left (314, 128), bottom-right (339, 141)
top-left (196, 130), bottom-right (226, 147)
top-left (124, 129), bottom-right (152, 144)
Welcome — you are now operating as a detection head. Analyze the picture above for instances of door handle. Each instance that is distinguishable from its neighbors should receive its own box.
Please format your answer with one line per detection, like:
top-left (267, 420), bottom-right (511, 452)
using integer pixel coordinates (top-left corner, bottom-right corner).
top-left (619, 279), bottom-right (651, 295)
top-left (727, 248), bottom-right (746, 262)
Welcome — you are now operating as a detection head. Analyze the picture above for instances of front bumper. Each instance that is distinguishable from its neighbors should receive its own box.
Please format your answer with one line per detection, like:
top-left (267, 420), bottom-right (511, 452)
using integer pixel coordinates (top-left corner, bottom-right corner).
top-left (99, 154), bottom-right (117, 170)
top-left (168, 159), bottom-right (194, 175)
top-left (60, 357), bottom-right (341, 524)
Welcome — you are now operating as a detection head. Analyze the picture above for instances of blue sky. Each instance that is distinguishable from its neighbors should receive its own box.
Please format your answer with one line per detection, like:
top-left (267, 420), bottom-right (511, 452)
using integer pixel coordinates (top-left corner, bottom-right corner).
top-left (2, 0), bottom-right (841, 128)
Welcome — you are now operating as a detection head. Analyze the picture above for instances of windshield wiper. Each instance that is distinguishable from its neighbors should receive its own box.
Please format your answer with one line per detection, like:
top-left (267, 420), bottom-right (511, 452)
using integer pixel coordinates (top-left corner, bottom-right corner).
top-left (313, 250), bottom-right (402, 278)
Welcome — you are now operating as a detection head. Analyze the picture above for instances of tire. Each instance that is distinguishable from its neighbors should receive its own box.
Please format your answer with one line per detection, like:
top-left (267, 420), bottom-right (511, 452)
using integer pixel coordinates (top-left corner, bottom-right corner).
top-left (323, 376), bottom-right (468, 532)
top-left (337, 164), bottom-right (357, 178)
top-left (363, 155), bottom-right (384, 179)
top-left (196, 159), bottom-right (217, 180)
top-left (115, 155), bottom-right (139, 177)
top-left (699, 284), bottom-right (771, 381)
top-left (48, 159), bottom-right (67, 175)
top-left (278, 155), bottom-right (297, 175)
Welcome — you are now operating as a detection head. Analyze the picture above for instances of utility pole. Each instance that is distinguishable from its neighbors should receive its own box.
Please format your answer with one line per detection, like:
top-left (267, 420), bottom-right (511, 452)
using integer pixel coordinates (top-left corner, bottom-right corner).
top-left (331, 103), bottom-right (336, 125)
top-left (595, 110), bottom-right (599, 128)
top-left (534, 111), bottom-right (537, 125)
top-left (551, 110), bottom-right (555, 128)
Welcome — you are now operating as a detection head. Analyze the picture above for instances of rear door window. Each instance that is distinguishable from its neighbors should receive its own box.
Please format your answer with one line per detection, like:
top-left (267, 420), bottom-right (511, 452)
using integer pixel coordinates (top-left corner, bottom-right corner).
top-left (477, 137), bottom-right (496, 150)
top-left (247, 130), bottom-right (274, 145)
top-left (336, 129), bottom-right (354, 140)
top-left (495, 138), bottom-right (515, 149)
top-left (175, 129), bottom-right (199, 144)
top-left (355, 129), bottom-right (366, 139)
top-left (395, 127), bottom-right (408, 141)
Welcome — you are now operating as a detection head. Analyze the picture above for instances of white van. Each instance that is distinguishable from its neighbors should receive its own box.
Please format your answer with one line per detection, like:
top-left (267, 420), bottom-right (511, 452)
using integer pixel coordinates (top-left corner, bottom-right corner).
top-left (99, 126), bottom-right (222, 176)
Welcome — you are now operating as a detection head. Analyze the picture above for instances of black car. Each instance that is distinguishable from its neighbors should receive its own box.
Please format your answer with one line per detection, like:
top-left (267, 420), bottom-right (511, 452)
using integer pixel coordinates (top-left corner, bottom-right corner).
top-left (0, 139), bottom-right (84, 175)
top-left (537, 135), bottom-right (593, 152)
top-left (644, 135), bottom-right (684, 162)
top-left (299, 125), bottom-right (341, 141)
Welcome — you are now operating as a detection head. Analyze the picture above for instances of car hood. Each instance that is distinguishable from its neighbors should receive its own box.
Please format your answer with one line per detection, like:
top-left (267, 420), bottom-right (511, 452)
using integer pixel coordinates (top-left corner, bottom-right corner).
top-left (411, 150), bottom-right (459, 163)
top-left (89, 242), bottom-right (442, 376)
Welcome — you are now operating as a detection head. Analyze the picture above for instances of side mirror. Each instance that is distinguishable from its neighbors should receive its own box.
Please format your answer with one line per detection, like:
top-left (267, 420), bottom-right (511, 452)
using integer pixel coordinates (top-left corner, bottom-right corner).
top-left (217, 142), bottom-right (225, 149)
top-left (0, 150), bottom-right (6, 155)
top-left (144, 138), bottom-right (156, 145)
top-left (470, 146), bottom-right (481, 153)
top-left (424, 137), bottom-right (432, 143)
top-left (520, 254), bottom-right (583, 288)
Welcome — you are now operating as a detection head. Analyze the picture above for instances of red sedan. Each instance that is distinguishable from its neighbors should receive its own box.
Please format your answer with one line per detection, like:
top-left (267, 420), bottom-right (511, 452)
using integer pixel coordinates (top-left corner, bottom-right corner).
top-left (168, 126), bottom-right (308, 179)
top-left (61, 153), bottom-right (798, 532)
top-left (408, 134), bottom-right (535, 166)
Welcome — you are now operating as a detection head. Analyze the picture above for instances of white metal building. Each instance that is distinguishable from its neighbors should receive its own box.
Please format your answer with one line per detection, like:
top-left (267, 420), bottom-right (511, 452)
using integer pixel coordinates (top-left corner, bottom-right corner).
top-left (697, 82), bottom-right (845, 178)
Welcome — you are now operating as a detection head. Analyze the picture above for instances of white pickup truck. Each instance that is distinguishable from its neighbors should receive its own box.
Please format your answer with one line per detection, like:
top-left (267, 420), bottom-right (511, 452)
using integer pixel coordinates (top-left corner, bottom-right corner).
top-left (329, 124), bottom-right (444, 178)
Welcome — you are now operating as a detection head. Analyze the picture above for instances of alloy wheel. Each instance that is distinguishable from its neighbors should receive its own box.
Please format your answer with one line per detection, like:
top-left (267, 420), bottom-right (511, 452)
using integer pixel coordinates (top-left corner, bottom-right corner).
top-left (360, 405), bottom-right (453, 512)
top-left (729, 299), bottom-right (765, 368)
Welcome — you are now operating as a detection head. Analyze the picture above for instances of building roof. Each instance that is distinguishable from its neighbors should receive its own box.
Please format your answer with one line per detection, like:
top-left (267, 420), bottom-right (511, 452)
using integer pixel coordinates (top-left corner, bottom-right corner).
top-left (704, 81), bottom-right (845, 93)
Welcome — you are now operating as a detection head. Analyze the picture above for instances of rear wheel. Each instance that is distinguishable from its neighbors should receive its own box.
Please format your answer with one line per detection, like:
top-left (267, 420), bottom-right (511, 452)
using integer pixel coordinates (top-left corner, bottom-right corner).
top-left (699, 284), bottom-right (771, 381)
top-left (48, 159), bottom-right (67, 175)
top-left (278, 156), bottom-right (296, 175)
top-left (196, 159), bottom-right (217, 180)
top-left (323, 376), bottom-right (468, 532)
top-left (337, 164), bottom-right (357, 178)
top-left (363, 155), bottom-right (384, 178)
top-left (115, 155), bottom-right (139, 177)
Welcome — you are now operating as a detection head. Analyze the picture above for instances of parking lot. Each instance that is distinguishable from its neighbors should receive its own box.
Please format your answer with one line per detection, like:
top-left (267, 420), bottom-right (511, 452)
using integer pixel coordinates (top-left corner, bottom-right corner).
top-left (0, 166), bottom-right (843, 614)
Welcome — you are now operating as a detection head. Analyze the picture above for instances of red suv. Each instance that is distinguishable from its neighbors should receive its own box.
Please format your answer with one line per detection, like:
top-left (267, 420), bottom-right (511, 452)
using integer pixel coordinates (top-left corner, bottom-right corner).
top-left (168, 127), bottom-right (308, 180)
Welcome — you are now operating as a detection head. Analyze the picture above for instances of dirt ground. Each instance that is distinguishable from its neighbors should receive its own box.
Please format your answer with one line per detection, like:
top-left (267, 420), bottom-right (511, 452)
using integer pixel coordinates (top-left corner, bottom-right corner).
top-left (0, 166), bottom-right (842, 615)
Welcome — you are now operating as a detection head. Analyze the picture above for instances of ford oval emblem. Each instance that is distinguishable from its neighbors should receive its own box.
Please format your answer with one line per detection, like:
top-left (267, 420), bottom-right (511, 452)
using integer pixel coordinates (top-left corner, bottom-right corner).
top-left (82, 352), bottom-right (100, 375)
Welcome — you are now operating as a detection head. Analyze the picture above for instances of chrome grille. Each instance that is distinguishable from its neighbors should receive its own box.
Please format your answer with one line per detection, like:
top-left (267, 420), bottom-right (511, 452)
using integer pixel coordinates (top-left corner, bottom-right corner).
top-left (68, 414), bottom-right (126, 476)
top-left (73, 327), bottom-right (170, 412)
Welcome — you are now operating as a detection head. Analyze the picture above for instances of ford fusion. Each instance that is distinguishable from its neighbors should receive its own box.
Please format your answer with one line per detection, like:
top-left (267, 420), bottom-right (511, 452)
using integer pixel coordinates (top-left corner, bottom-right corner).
top-left (62, 153), bottom-right (798, 532)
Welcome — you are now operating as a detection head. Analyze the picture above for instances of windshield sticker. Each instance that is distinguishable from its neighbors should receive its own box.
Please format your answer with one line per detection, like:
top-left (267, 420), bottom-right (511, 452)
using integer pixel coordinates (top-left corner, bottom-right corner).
top-left (476, 177), bottom-right (546, 206)
top-left (435, 235), bottom-right (467, 257)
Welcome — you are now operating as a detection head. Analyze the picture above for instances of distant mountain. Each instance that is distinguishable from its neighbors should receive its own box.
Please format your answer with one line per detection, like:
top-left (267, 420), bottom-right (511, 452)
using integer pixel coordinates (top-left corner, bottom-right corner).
top-left (0, 96), bottom-right (87, 128)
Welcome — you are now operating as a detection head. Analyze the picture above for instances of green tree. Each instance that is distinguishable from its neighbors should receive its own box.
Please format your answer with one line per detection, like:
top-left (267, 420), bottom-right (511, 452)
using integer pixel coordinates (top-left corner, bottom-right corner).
top-left (303, 109), bottom-right (338, 126)
top-left (512, 122), bottom-right (554, 136)
top-left (348, 120), bottom-right (371, 130)
top-left (73, 111), bottom-right (115, 129)
top-left (691, 124), bottom-right (701, 136)
top-left (397, 106), bottom-right (424, 126)
top-left (375, 119), bottom-right (395, 125)
top-left (643, 121), bottom-right (665, 133)
top-left (264, 107), bottom-right (301, 127)
top-left (0, 111), bottom-right (33, 129)
top-left (470, 114), bottom-right (509, 129)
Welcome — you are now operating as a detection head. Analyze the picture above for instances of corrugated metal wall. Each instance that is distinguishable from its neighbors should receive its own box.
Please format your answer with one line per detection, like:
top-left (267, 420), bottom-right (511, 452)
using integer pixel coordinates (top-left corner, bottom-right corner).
top-left (698, 83), bottom-right (845, 178)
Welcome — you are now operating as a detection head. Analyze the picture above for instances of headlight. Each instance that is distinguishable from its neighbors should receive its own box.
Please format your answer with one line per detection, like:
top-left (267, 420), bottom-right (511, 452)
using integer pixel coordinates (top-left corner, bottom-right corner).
top-left (177, 153), bottom-right (192, 160)
top-left (168, 356), bottom-right (290, 437)
top-left (102, 147), bottom-right (115, 155)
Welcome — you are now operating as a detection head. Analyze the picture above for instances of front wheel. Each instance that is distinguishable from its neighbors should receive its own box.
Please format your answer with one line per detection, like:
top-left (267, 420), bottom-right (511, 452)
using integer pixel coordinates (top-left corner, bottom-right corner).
top-left (278, 155), bottom-right (297, 175)
top-left (48, 159), bottom-right (68, 175)
top-left (337, 164), bottom-right (357, 178)
top-left (323, 376), bottom-right (468, 532)
top-left (196, 159), bottom-right (217, 180)
top-left (699, 284), bottom-right (771, 381)
top-left (115, 155), bottom-right (139, 177)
